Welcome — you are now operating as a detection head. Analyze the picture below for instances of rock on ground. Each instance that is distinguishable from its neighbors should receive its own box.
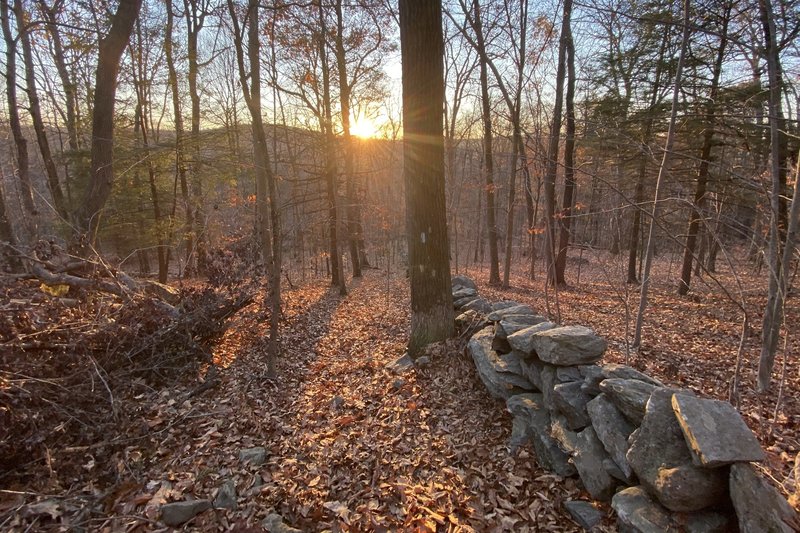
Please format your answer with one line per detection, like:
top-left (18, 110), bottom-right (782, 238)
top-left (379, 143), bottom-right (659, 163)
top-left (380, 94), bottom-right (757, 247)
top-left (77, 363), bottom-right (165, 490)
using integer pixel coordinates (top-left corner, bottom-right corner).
top-left (564, 500), bottom-right (604, 531)
top-left (239, 446), bottom-right (267, 466)
top-left (611, 486), bottom-right (673, 533)
top-left (213, 479), bottom-right (237, 509)
top-left (263, 513), bottom-right (304, 533)
top-left (161, 499), bottom-right (211, 527)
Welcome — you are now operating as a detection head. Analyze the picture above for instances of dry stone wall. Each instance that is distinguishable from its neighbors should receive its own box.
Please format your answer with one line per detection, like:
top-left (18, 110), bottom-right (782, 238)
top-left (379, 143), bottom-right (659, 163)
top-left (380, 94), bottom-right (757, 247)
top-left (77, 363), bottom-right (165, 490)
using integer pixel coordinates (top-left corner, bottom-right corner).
top-left (451, 275), bottom-right (800, 533)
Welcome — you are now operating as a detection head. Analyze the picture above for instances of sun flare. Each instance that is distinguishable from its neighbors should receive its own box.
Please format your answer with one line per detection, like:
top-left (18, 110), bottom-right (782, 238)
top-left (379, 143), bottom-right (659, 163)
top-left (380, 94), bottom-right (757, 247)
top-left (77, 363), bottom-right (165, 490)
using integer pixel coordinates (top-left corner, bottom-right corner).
top-left (350, 116), bottom-right (379, 138)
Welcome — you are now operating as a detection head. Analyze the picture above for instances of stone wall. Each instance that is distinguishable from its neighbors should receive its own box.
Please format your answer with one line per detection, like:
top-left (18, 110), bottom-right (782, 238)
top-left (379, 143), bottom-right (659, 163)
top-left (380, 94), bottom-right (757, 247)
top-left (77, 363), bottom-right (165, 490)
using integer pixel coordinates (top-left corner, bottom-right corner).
top-left (451, 275), bottom-right (799, 532)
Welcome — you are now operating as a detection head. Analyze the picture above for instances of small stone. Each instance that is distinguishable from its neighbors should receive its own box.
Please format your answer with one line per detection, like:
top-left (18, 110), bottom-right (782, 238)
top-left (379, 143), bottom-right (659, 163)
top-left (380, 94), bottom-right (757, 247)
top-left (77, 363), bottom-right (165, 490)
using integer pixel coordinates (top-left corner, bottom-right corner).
top-left (564, 500), bottom-right (604, 531)
top-left (391, 378), bottom-right (406, 390)
top-left (161, 499), bottom-right (211, 527)
top-left (263, 513), bottom-right (303, 533)
top-left (552, 381), bottom-right (592, 429)
top-left (611, 486), bottom-right (673, 533)
top-left (386, 353), bottom-right (414, 373)
top-left (671, 393), bottom-right (765, 467)
top-left (530, 325), bottom-right (607, 366)
top-left (213, 479), bottom-right (237, 509)
top-left (415, 356), bottom-right (431, 366)
top-left (573, 426), bottom-right (617, 501)
top-left (600, 378), bottom-right (656, 424)
top-left (331, 395), bottom-right (345, 409)
top-left (730, 462), bottom-right (799, 533)
top-left (587, 394), bottom-right (635, 479)
top-left (239, 446), bottom-right (267, 466)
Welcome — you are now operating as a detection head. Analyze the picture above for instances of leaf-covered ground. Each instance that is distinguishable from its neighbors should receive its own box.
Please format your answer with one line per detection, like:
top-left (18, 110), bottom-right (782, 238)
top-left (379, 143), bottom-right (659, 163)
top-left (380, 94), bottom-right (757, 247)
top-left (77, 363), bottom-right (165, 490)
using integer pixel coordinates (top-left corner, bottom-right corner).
top-left (2, 250), bottom-right (798, 531)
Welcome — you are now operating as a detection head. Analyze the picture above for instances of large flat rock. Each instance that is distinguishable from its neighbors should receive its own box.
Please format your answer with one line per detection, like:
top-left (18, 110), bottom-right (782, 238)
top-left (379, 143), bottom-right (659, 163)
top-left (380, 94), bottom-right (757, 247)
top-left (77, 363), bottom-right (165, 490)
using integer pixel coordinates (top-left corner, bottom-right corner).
top-left (507, 322), bottom-right (557, 356)
top-left (529, 325), bottom-right (607, 366)
top-left (599, 378), bottom-right (656, 425)
top-left (573, 426), bottom-right (617, 501)
top-left (462, 297), bottom-right (492, 315)
top-left (626, 388), bottom-right (727, 512)
top-left (730, 463), bottom-right (799, 533)
top-left (601, 363), bottom-right (663, 386)
top-left (468, 327), bottom-right (533, 399)
top-left (486, 304), bottom-right (536, 322)
top-left (587, 393), bottom-right (635, 479)
top-left (671, 393), bottom-right (765, 467)
top-left (507, 394), bottom-right (576, 477)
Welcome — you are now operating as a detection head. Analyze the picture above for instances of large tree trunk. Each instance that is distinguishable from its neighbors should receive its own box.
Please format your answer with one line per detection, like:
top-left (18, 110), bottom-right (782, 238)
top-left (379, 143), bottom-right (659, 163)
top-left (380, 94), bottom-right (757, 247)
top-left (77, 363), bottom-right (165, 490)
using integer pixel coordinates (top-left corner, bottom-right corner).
top-left (543, 0), bottom-right (572, 286)
top-left (75, 0), bottom-right (142, 243)
top-left (2, 0), bottom-right (35, 217)
top-left (399, 0), bottom-right (454, 357)
top-left (632, 0), bottom-right (690, 349)
top-left (677, 3), bottom-right (730, 295)
top-left (554, 22), bottom-right (576, 286)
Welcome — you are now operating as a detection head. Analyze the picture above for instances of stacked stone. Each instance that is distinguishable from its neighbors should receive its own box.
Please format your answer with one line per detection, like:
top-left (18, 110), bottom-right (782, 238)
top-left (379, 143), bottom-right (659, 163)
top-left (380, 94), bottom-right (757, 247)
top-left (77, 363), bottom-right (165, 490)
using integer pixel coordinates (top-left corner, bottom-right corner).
top-left (452, 275), bottom-right (799, 533)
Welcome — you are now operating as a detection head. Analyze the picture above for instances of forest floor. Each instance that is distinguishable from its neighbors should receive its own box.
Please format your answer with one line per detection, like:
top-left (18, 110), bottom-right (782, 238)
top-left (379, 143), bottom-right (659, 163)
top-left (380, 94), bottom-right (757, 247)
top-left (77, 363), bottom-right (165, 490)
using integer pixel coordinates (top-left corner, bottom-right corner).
top-left (1, 251), bottom-right (798, 531)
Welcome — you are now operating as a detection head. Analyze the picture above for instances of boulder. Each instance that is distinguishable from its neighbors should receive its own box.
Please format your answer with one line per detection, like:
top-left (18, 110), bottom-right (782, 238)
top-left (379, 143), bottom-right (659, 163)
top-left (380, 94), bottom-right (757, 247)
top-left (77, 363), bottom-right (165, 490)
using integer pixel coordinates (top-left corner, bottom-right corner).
top-left (486, 304), bottom-right (536, 322)
top-left (453, 295), bottom-right (479, 309)
top-left (550, 412), bottom-right (580, 454)
top-left (469, 327), bottom-right (533, 399)
top-left (671, 393), bottom-right (765, 467)
top-left (161, 499), bottom-right (212, 527)
top-left (601, 363), bottom-right (663, 386)
top-left (239, 446), bottom-right (267, 466)
top-left (564, 500), bottom-right (604, 531)
top-left (599, 379), bottom-right (656, 425)
top-left (452, 275), bottom-right (477, 291)
top-left (507, 322), bottom-right (557, 356)
top-left (491, 300), bottom-right (524, 311)
top-left (581, 365), bottom-right (604, 395)
top-left (730, 462), bottom-right (799, 533)
top-left (611, 486), bottom-right (673, 533)
top-left (507, 394), bottom-right (576, 477)
top-left (587, 394), bottom-right (635, 479)
top-left (552, 381), bottom-right (592, 429)
top-left (455, 309), bottom-right (488, 337)
top-left (462, 297), bottom-right (492, 315)
top-left (452, 287), bottom-right (478, 301)
top-left (529, 325), bottom-right (607, 366)
top-left (573, 426), bottom-right (617, 501)
top-left (213, 479), bottom-right (237, 509)
top-left (386, 353), bottom-right (414, 373)
top-left (626, 388), bottom-right (727, 512)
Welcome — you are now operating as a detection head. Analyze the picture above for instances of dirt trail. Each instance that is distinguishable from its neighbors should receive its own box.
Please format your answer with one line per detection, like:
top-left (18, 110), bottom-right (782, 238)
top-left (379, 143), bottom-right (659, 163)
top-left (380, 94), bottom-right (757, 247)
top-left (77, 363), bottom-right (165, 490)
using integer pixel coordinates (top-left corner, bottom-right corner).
top-left (152, 272), bottom-right (591, 531)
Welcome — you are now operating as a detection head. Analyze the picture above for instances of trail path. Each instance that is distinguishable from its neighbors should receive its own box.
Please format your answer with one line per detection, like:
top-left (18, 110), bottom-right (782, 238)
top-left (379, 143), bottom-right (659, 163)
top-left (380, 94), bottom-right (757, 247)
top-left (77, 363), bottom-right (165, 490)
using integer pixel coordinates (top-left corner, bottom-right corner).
top-left (139, 272), bottom-right (590, 531)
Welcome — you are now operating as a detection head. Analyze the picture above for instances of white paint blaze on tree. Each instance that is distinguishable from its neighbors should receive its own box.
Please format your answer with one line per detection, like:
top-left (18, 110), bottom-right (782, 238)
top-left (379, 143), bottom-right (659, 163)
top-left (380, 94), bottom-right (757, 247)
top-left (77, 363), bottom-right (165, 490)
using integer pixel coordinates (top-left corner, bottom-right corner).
top-left (399, 0), bottom-right (455, 358)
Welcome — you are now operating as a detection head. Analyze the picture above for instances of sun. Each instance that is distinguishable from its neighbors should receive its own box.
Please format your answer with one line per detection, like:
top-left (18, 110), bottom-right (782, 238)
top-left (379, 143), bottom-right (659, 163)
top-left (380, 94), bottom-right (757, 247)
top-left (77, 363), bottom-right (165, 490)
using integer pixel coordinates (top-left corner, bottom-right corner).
top-left (350, 116), bottom-right (379, 138)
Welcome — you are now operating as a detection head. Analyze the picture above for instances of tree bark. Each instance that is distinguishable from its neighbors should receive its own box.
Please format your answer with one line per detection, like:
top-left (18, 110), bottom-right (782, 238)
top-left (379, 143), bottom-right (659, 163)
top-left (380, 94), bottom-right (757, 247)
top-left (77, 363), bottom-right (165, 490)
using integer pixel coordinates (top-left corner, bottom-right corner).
top-left (399, 0), bottom-right (454, 357)
top-left (2, 0), bottom-right (35, 216)
top-left (75, 0), bottom-right (142, 243)
top-left (554, 20), bottom-right (576, 286)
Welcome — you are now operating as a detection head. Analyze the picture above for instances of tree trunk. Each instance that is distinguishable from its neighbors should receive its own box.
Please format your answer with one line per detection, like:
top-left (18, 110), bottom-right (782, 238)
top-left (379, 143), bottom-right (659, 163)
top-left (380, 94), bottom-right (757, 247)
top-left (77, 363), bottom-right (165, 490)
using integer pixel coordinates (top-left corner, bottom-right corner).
top-left (633, 0), bottom-right (690, 349)
top-left (677, 3), bottom-right (730, 295)
top-left (554, 22), bottom-right (576, 286)
top-left (399, 0), bottom-right (454, 357)
top-left (2, 0), bottom-right (35, 217)
top-left (543, 0), bottom-right (572, 286)
top-left (334, 0), bottom-right (362, 278)
top-left (75, 0), bottom-right (142, 243)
